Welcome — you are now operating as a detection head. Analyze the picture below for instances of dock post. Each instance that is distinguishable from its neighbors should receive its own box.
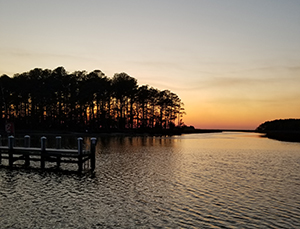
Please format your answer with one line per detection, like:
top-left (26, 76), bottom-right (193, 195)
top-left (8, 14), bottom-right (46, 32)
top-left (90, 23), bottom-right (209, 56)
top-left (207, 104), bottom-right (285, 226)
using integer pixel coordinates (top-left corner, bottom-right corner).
top-left (41, 136), bottom-right (47, 169)
top-left (90, 137), bottom-right (97, 172)
top-left (56, 136), bottom-right (62, 149)
top-left (0, 135), bottom-right (2, 164)
top-left (24, 135), bottom-right (30, 166)
top-left (8, 136), bottom-right (14, 167)
top-left (56, 136), bottom-right (62, 168)
top-left (77, 137), bottom-right (83, 173)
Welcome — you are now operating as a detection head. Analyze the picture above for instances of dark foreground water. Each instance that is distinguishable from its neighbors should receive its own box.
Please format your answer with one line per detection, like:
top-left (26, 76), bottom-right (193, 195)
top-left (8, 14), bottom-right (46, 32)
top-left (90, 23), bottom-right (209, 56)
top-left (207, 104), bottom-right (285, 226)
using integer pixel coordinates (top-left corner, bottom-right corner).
top-left (0, 132), bottom-right (299, 228)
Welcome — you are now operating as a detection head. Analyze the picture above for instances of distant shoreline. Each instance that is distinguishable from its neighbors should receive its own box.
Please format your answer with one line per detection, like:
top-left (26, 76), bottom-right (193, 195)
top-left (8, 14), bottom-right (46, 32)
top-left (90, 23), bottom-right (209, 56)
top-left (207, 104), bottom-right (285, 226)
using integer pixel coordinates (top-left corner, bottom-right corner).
top-left (1, 128), bottom-right (224, 138)
top-left (255, 119), bottom-right (300, 143)
top-left (3, 129), bottom-right (299, 143)
top-left (260, 131), bottom-right (300, 143)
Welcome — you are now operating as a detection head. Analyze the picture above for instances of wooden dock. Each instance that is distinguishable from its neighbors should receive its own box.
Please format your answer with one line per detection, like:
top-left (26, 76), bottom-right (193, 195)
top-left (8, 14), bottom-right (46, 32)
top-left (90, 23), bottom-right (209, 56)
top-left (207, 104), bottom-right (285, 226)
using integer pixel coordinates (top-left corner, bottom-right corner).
top-left (0, 135), bottom-right (96, 173)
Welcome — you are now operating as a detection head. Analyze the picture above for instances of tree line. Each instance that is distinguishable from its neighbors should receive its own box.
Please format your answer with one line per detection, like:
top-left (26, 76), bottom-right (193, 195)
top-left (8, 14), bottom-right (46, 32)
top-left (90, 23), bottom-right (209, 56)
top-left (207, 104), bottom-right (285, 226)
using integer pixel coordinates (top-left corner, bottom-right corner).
top-left (256, 118), bottom-right (300, 142)
top-left (256, 119), bottom-right (300, 132)
top-left (0, 67), bottom-right (185, 133)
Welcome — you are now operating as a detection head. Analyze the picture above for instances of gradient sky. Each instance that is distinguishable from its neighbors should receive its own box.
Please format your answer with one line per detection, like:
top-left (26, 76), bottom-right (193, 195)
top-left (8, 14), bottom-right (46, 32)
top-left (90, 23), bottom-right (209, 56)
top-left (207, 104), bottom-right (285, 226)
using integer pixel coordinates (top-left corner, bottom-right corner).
top-left (1, 0), bottom-right (300, 129)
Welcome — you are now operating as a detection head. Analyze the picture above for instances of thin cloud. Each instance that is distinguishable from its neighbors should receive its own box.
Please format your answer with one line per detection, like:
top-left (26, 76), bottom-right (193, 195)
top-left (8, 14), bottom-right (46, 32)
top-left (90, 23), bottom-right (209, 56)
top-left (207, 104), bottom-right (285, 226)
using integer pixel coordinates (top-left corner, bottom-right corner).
top-left (1, 48), bottom-right (94, 62)
top-left (0, 48), bottom-right (106, 76)
top-left (192, 73), bottom-right (300, 90)
top-left (208, 93), bottom-right (300, 105)
top-left (139, 73), bottom-right (300, 92)
top-left (227, 65), bottom-right (300, 74)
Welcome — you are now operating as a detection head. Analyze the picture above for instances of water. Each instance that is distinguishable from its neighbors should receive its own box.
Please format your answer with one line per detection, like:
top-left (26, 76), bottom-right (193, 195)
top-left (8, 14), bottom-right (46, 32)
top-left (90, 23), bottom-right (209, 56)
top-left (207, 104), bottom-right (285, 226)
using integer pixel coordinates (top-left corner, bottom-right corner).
top-left (0, 132), bottom-right (299, 228)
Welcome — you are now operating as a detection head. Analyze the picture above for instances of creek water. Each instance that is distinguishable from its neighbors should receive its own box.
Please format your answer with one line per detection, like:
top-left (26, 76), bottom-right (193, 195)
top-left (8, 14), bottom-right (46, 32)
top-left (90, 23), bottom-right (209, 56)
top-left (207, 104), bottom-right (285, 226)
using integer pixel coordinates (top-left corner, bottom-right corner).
top-left (0, 132), bottom-right (299, 228)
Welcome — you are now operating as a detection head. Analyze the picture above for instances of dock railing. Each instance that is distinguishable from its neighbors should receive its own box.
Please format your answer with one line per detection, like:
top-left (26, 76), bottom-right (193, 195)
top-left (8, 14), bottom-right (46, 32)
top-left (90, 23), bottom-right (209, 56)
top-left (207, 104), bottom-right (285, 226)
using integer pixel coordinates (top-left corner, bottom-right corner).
top-left (0, 135), bottom-right (96, 173)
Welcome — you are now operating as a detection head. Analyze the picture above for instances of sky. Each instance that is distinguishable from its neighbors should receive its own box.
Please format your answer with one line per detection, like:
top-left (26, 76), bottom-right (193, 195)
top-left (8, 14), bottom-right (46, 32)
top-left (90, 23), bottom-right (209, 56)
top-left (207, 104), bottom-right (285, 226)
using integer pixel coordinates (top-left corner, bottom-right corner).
top-left (1, 0), bottom-right (300, 130)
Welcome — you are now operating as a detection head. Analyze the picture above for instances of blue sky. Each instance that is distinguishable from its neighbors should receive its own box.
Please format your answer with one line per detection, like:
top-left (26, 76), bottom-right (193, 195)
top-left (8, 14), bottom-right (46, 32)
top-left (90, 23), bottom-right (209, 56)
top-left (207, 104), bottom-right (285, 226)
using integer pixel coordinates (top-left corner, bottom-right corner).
top-left (1, 0), bottom-right (300, 129)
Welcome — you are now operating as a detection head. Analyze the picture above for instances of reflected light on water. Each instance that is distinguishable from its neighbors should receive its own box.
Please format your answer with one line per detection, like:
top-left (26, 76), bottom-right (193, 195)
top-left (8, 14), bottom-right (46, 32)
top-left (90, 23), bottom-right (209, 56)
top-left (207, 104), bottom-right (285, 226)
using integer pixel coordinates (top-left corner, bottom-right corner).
top-left (0, 132), bottom-right (299, 228)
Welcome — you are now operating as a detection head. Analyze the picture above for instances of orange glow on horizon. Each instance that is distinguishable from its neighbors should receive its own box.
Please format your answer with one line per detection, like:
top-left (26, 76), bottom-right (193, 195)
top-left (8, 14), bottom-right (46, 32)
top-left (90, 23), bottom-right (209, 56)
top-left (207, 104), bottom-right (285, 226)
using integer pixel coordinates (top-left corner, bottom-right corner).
top-left (181, 98), bottom-right (300, 130)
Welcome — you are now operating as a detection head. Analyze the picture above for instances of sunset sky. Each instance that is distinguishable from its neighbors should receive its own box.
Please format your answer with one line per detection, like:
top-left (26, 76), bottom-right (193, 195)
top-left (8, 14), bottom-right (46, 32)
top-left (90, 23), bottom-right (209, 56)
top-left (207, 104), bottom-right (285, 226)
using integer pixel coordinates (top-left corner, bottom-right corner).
top-left (1, 1), bottom-right (300, 129)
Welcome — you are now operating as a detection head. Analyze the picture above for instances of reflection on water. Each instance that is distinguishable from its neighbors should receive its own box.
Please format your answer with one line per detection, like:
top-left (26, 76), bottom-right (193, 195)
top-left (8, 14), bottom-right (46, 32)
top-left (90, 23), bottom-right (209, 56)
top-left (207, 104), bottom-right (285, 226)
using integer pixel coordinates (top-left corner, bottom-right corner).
top-left (0, 132), bottom-right (299, 228)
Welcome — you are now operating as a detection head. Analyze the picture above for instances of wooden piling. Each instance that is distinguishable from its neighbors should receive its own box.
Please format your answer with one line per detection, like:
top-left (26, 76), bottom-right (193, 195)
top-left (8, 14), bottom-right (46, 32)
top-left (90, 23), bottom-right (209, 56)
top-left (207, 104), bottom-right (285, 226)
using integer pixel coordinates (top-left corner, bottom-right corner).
top-left (90, 137), bottom-right (97, 172)
top-left (77, 137), bottom-right (83, 173)
top-left (56, 136), bottom-right (62, 168)
top-left (24, 135), bottom-right (30, 166)
top-left (0, 135), bottom-right (2, 164)
top-left (56, 136), bottom-right (62, 149)
top-left (8, 136), bottom-right (14, 167)
top-left (41, 136), bottom-right (46, 169)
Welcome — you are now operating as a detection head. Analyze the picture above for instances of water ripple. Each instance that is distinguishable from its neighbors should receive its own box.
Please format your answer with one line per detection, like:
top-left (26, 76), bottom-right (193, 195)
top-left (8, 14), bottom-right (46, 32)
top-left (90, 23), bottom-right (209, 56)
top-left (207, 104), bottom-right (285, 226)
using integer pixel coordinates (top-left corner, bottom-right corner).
top-left (1, 133), bottom-right (300, 228)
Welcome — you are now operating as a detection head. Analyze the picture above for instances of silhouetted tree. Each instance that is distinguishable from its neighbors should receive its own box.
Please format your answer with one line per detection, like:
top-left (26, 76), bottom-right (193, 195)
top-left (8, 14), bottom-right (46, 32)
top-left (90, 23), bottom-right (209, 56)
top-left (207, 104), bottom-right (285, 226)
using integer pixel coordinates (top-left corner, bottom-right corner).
top-left (0, 67), bottom-right (184, 133)
top-left (112, 73), bottom-right (138, 129)
top-left (256, 119), bottom-right (300, 132)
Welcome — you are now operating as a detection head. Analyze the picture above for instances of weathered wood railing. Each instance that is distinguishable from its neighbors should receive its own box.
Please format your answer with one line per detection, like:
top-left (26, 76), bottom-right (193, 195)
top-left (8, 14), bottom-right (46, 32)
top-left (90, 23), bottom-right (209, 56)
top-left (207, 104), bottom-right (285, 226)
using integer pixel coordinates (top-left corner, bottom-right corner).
top-left (0, 135), bottom-right (96, 173)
